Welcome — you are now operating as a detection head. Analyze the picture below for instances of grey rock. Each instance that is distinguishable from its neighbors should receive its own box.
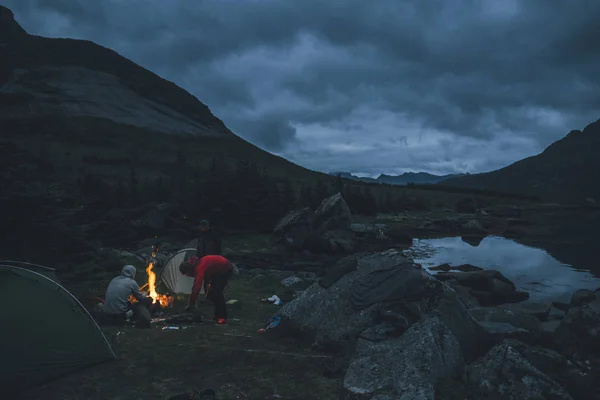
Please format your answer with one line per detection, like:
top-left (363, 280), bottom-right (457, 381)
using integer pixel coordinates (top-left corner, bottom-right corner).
top-left (443, 279), bottom-right (480, 309)
top-left (370, 395), bottom-right (395, 400)
top-left (320, 229), bottom-right (356, 253)
top-left (478, 321), bottom-right (529, 340)
top-left (312, 192), bottom-right (352, 234)
top-left (344, 317), bottom-right (463, 398)
top-left (461, 235), bottom-right (485, 246)
top-left (502, 339), bottom-right (568, 380)
top-left (541, 320), bottom-right (561, 334)
top-left (496, 301), bottom-right (552, 321)
top-left (461, 219), bottom-right (485, 232)
top-left (277, 249), bottom-right (420, 343)
top-left (432, 290), bottom-right (492, 362)
top-left (570, 289), bottom-right (596, 307)
top-left (280, 276), bottom-right (303, 287)
top-left (350, 223), bottom-right (368, 233)
top-left (466, 343), bottom-right (573, 400)
top-left (553, 299), bottom-right (600, 357)
top-left (272, 207), bottom-right (313, 249)
top-left (435, 269), bottom-right (529, 306)
top-left (469, 307), bottom-right (543, 344)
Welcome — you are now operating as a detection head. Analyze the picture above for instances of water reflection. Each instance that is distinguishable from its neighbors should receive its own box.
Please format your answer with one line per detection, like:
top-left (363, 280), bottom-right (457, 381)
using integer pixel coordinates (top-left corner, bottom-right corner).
top-left (406, 235), bottom-right (600, 304)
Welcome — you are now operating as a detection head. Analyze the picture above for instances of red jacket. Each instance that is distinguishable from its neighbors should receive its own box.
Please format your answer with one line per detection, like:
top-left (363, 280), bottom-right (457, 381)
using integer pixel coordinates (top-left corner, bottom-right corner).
top-left (187, 255), bottom-right (232, 305)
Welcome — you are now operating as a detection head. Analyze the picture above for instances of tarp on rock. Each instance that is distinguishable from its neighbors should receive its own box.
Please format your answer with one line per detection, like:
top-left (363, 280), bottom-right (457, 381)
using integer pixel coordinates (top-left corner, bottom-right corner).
top-left (350, 260), bottom-right (442, 311)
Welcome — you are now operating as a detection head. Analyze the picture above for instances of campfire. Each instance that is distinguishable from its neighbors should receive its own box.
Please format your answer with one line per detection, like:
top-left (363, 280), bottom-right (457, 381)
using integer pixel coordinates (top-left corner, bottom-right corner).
top-left (129, 248), bottom-right (174, 308)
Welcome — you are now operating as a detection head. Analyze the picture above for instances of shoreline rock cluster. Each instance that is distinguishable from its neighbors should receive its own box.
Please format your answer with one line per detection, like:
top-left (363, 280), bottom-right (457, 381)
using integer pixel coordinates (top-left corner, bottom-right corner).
top-left (276, 249), bottom-right (600, 400)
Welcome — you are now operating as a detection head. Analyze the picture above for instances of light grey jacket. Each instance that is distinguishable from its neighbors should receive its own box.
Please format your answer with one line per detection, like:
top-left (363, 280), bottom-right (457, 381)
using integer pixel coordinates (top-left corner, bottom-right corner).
top-left (103, 265), bottom-right (146, 315)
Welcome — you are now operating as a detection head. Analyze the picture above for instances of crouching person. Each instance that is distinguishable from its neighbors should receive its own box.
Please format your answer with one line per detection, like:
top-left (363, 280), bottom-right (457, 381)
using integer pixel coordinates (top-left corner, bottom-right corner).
top-left (103, 265), bottom-right (152, 328)
top-left (179, 255), bottom-right (233, 326)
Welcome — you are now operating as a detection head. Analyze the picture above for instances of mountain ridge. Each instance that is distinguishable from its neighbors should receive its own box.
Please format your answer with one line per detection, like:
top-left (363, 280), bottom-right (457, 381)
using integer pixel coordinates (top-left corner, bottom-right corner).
top-left (0, 5), bottom-right (327, 182)
top-left (329, 171), bottom-right (467, 185)
top-left (441, 119), bottom-right (600, 204)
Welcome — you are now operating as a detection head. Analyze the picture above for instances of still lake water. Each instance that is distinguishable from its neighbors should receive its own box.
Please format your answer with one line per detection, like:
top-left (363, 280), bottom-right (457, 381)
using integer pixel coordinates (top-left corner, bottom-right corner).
top-left (405, 236), bottom-right (600, 304)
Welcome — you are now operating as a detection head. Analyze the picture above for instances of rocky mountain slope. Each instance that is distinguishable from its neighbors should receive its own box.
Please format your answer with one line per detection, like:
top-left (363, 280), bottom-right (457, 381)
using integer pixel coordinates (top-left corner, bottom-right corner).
top-left (441, 119), bottom-right (600, 204)
top-left (0, 5), bottom-right (318, 181)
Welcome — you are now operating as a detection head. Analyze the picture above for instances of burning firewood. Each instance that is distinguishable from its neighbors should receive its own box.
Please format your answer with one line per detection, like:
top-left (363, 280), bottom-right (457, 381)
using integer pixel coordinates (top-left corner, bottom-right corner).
top-left (129, 248), bottom-right (174, 309)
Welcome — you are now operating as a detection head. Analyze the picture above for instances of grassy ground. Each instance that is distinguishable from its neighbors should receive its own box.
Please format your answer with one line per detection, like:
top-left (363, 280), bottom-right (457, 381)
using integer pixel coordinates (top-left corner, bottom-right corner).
top-left (21, 276), bottom-right (349, 400)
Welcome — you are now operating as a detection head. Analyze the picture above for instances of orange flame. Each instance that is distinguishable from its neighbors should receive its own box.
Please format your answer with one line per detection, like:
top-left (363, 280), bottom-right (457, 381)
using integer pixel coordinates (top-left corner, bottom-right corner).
top-left (129, 250), bottom-right (172, 307)
top-left (146, 259), bottom-right (171, 307)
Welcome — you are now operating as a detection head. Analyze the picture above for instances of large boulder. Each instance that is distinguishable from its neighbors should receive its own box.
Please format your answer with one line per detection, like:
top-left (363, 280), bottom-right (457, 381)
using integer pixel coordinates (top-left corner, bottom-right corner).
top-left (461, 235), bottom-right (485, 247)
top-left (469, 307), bottom-right (544, 344)
top-left (322, 229), bottom-right (356, 252)
top-left (306, 229), bottom-right (356, 254)
top-left (311, 192), bottom-right (352, 234)
top-left (434, 269), bottom-right (529, 305)
top-left (466, 343), bottom-right (573, 399)
top-left (344, 316), bottom-right (464, 399)
top-left (553, 299), bottom-right (600, 358)
top-left (272, 207), bottom-right (313, 249)
top-left (444, 279), bottom-right (481, 309)
top-left (279, 249), bottom-right (491, 365)
top-left (502, 339), bottom-right (569, 381)
top-left (496, 301), bottom-right (553, 321)
top-left (461, 219), bottom-right (486, 233)
top-left (277, 250), bottom-right (441, 343)
top-left (570, 289), bottom-right (596, 307)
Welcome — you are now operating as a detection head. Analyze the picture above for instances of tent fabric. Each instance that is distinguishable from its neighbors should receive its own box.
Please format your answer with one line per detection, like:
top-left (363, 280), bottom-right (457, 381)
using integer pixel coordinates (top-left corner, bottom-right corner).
top-left (0, 259), bottom-right (60, 282)
top-left (0, 265), bottom-right (116, 394)
top-left (159, 248), bottom-right (204, 294)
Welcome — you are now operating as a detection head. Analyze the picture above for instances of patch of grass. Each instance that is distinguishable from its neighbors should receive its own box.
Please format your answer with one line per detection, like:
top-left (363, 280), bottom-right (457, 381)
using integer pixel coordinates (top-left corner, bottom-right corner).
top-left (22, 276), bottom-right (343, 400)
top-left (222, 233), bottom-right (274, 256)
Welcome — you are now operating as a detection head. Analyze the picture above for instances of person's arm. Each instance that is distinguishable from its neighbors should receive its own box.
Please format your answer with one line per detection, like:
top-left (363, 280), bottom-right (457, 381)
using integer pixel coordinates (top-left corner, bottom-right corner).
top-left (188, 263), bottom-right (205, 306)
top-left (131, 280), bottom-right (146, 301)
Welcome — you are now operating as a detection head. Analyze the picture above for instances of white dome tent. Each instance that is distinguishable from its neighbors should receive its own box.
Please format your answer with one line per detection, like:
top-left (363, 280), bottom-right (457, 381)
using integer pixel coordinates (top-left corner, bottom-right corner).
top-left (158, 248), bottom-right (204, 294)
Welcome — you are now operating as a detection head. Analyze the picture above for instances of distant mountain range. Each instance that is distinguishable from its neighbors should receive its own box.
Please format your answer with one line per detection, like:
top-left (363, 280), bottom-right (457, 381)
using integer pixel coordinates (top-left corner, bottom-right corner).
top-left (329, 171), bottom-right (468, 185)
top-left (442, 119), bottom-right (600, 205)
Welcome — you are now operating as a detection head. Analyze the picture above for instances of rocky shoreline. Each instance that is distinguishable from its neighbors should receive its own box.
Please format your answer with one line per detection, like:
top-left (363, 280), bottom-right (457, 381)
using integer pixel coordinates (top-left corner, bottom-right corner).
top-left (274, 249), bottom-right (600, 400)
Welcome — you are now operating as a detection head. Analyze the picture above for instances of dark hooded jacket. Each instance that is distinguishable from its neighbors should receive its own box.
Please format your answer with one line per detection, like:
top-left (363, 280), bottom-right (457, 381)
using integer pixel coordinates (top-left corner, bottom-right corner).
top-left (196, 228), bottom-right (222, 258)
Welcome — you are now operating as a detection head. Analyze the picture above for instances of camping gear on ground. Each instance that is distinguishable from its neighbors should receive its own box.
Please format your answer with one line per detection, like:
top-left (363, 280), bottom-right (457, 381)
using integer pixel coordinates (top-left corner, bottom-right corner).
top-left (159, 248), bottom-right (206, 295)
top-left (261, 295), bottom-right (283, 305)
top-left (264, 315), bottom-right (282, 330)
top-left (0, 265), bottom-right (116, 395)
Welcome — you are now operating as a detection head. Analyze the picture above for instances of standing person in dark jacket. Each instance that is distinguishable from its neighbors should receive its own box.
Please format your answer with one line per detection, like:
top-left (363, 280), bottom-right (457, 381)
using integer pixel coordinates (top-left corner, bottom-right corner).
top-left (179, 255), bottom-right (233, 326)
top-left (196, 220), bottom-right (222, 258)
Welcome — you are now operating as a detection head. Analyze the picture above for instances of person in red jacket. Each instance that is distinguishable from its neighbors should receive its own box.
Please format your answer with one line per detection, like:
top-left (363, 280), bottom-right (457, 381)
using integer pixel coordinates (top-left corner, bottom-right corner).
top-left (179, 255), bottom-right (233, 326)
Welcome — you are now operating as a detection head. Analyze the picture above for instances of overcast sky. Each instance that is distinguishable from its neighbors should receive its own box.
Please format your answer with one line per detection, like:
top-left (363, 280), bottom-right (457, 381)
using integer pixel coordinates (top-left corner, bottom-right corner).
top-left (4, 0), bottom-right (600, 176)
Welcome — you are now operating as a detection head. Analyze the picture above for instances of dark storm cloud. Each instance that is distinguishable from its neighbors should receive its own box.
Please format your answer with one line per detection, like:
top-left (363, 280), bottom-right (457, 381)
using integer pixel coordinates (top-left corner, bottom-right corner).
top-left (4, 0), bottom-right (600, 173)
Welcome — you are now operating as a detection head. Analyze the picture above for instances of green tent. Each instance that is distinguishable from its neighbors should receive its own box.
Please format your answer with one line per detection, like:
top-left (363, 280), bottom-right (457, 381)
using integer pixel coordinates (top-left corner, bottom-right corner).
top-left (0, 259), bottom-right (60, 282)
top-left (0, 265), bottom-right (116, 394)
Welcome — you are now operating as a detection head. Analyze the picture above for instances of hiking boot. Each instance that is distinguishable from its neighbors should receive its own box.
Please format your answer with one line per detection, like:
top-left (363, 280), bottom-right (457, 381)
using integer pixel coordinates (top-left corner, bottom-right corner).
top-left (214, 318), bottom-right (228, 326)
